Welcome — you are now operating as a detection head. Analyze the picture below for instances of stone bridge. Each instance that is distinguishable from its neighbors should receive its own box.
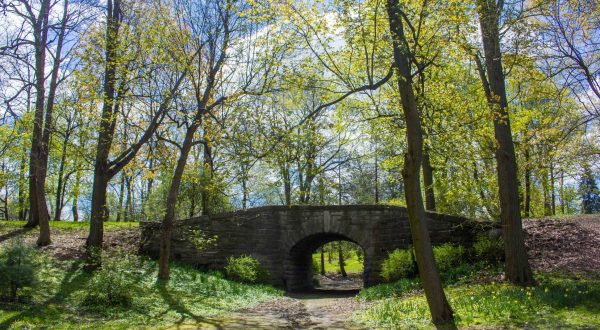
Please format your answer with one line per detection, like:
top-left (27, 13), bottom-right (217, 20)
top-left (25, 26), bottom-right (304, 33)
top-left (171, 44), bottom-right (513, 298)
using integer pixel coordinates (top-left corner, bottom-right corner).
top-left (140, 205), bottom-right (484, 291)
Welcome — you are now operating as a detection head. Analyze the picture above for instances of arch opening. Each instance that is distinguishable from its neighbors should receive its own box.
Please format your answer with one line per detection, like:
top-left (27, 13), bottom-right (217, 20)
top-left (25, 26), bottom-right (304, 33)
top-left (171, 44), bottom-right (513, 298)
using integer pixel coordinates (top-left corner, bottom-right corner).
top-left (284, 233), bottom-right (367, 292)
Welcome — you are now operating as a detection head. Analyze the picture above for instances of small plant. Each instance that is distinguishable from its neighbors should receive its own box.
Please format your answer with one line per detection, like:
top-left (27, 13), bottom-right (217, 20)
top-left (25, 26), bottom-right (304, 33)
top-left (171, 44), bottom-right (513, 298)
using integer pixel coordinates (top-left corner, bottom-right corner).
top-left (433, 243), bottom-right (465, 273)
top-left (225, 255), bottom-right (270, 284)
top-left (474, 234), bottom-right (504, 265)
top-left (81, 249), bottom-right (143, 307)
top-left (0, 240), bottom-right (36, 302)
top-left (380, 248), bottom-right (417, 282)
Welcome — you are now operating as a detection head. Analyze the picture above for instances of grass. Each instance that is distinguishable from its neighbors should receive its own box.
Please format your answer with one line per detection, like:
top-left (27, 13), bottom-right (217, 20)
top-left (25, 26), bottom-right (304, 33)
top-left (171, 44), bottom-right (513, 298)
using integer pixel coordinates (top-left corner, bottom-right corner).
top-left (0, 220), bottom-right (138, 231)
top-left (312, 250), bottom-right (364, 274)
top-left (354, 273), bottom-right (600, 329)
top-left (0, 250), bottom-right (282, 329)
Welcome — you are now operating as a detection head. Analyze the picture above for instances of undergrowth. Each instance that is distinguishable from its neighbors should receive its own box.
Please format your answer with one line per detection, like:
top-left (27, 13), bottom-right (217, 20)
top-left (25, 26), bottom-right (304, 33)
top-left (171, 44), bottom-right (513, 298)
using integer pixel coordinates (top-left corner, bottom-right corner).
top-left (0, 251), bottom-right (282, 329)
top-left (355, 273), bottom-right (600, 329)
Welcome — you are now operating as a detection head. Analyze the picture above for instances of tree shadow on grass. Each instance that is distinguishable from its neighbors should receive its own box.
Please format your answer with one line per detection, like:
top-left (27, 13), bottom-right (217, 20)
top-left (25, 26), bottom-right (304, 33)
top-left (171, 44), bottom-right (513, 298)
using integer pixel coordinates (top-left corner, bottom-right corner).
top-left (0, 261), bottom-right (90, 329)
top-left (156, 281), bottom-right (228, 329)
top-left (0, 227), bottom-right (32, 244)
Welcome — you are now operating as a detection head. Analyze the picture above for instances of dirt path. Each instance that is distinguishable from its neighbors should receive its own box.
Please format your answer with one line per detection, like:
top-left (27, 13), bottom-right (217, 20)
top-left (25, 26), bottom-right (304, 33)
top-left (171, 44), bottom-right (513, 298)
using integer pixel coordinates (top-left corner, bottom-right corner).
top-left (181, 290), bottom-right (370, 329)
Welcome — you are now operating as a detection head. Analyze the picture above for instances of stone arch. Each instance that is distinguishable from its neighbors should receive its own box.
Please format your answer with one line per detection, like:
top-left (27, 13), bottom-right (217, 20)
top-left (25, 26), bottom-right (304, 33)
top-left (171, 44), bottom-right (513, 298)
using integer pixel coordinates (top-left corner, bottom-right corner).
top-left (283, 232), bottom-right (370, 291)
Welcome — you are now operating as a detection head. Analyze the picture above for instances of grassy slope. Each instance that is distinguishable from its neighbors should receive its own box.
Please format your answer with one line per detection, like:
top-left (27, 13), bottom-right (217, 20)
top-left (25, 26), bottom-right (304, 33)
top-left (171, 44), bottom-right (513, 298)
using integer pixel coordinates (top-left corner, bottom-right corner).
top-left (0, 222), bottom-right (282, 329)
top-left (355, 274), bottom-right (600, 329)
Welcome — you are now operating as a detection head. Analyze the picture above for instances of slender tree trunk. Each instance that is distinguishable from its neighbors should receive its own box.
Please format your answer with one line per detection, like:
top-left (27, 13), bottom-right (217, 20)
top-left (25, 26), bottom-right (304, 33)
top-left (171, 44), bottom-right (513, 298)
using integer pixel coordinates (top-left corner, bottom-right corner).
top-left (423, 147), bottom-right (436, 211)
top-left (158, 126), bottom-right (197, 280)
top-left (25, 0), bottom-right (52, 248)
top-left (72, 166), bottom-right (81, 222)
top-left (18, 148), bottom-right (27, 221)
top-left (87, 0), bottom-right (121, 250)
top-left (201, 138), bottom-right (214, 215)
top-left (374, 152), bottom-right (379, 204)
top-left (473, 161), bottom-right (486, 201)
top-left (53, 133), bottom-right (70, 221)
top-left (320, 247), bottom-right (325, 275)
top-left (281, 165), bottom-right (292, 206)
top-left (559, 172), bottom-right (565, 214)
top-left (550, 162), bottom-right (556, 215)
top-left (116, 175), bottom-right (125, 222)
top-left (338, 242), bottom-right (347, 277)
top-left (524, 148), bottom-right (531, 217)
top-left (477, 0), bottom-right (535, 286)
top-left (125, 175), bottom-right (133, 221)
top-left (386, 0), bottom-right (455, 326)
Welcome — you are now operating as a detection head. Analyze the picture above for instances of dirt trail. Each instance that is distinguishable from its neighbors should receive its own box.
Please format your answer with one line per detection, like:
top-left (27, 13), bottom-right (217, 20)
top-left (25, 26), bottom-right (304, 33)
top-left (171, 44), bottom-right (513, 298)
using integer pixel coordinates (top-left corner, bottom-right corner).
top-left (181, 276), bottom-right (369, 329)
top-left (183, 291), bottom-right (368, 330)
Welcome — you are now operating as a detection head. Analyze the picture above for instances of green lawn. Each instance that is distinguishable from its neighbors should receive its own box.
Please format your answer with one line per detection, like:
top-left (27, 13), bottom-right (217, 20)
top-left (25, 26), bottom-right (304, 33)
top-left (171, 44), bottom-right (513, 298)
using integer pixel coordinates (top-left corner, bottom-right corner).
top-left (354, 273), bottom-right (600, 329)
top-left (0, 252), bottom-right (281, 329)
top-left (312, 250), bottom-right (364, 274)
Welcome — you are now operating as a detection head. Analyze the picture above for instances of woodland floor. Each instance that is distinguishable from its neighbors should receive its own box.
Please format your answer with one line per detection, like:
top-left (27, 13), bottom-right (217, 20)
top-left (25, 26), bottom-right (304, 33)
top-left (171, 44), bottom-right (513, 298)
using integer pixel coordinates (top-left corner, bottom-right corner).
top-left (0, 214), bottom-right (599, 329)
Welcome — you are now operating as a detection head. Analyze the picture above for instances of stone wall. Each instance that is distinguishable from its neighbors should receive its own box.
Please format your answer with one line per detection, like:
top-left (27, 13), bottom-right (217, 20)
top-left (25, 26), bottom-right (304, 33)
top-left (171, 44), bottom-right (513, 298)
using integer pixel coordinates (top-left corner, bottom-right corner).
top-left (140, 205), bottom-right (486, 290)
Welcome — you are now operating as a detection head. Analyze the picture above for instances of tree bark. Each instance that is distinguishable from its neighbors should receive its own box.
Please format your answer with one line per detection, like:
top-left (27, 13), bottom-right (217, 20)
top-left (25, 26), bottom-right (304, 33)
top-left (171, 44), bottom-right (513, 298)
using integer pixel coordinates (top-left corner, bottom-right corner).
top-left (26, 0), bottom-right (53, 246)
top-left (53, 130), bottom-right (70, 221)
top-left (320, 247), bottom-right (325, 275)
top-left (158, 124), bottom-right (198, 280)
top-left (477, 0), bottom-right (535, 286)
top-left (386, 0), bottom-right (455, 326)
top-left (18, 147), bottom-right (27, 221)
top-left (116, 174), bottom-right (125, 222)
top-left (72, 165), bottom-right (81, 222)
top-left (423, 147), bottom-right (436, 211)
top-left (87, 0), bottom-right (122, 250)
top-left (338, 242), bottom-right (347, 277)
top-left (524, 148), bottom-right (531, 217)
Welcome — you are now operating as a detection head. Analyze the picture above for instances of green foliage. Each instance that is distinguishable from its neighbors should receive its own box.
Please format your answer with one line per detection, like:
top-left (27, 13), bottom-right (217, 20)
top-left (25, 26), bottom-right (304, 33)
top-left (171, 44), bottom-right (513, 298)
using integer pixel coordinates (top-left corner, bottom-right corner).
top-left (0, 241), bottom-right (36, 301)
top-left (380, 248), bottom-right (416, 282)
top-left (0, 251), bottom-right (281, 328)
top-left (355, 274), bottom-right (600, 329)
top-left (433, 243), bottom-right (465, 273)
top-left (81, 250), bottom-right (142, 307)
top-left (474, 234), bottom-right (505, 265)
top-left (224, 255), bottom-right (270, 284)
top-left (311, 248), bottom-right (364, 274)
top-left (357, 278), bottom-right (421, 301)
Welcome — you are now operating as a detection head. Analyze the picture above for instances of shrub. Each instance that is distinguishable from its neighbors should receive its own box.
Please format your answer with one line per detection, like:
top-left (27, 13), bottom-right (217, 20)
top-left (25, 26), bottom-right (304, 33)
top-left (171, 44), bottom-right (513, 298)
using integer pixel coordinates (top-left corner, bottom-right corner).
top-left (433, 243), bottom-right (465, 273)
top-left (81, 249), bottom-right (143, 307)
top-left (225, 255), bottom-right (270, 284)
top-left (474, 234), bottom-right (504, 265)
top-left (380, 248), bottom-right (416, 282)
top-left (0, 241), bottom-right (36, 301)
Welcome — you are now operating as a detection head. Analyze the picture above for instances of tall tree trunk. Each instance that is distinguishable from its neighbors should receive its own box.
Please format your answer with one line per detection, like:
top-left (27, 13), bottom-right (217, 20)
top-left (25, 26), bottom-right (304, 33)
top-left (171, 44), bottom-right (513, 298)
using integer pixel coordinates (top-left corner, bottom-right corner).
top-left (473, 161), bottom-right (486, 201)
top-left (72, 165), bottom-right (81, 222)
top-left (550, 162), bottom-right (556, 215)
top-left (18, 147), bottom-right (27, 221)
top-left (374, 152), bottom-right (379, 204)
top-left (338, 242), bottom-right (347, 277)
top-left (386, 0), bottom-right (455, 326)
top-left (477, 0), bottom-right (535, 286)
top-left (53, 132), bottom-right (70, 221)
top-left (87, 0), bottom-right (122, 250)
top-left (26, 0), bottom-right (53, 246)
top-left (320, 247), bottom-right (325, 275)
top-left (281, 165), bottom-right (292, 206)
top-left (524, 148), bottom-right (531, 217)
top-left (125, 175), bottom-right (133, 221)
top-left (158, 125), bottom-right (198, 280)
top-left (559, 172), bottom-right (565, 214)
top-left (423, 147), bottom-right (436, 211)
top-left (201, 138), bottom-right (214, 215)
top-left (116, 174), bottom-right (125, 222)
